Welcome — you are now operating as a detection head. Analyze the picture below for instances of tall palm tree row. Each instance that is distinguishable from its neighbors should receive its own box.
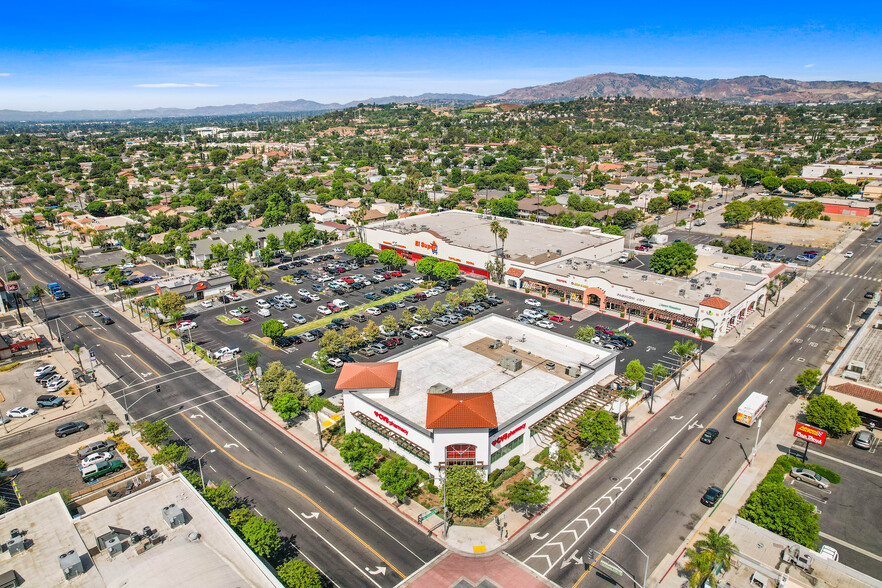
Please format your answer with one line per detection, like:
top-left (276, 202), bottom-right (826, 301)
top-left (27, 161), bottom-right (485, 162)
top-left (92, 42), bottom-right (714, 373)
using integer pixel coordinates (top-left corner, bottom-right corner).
top-left (671, 339), bottom-right (698, 389)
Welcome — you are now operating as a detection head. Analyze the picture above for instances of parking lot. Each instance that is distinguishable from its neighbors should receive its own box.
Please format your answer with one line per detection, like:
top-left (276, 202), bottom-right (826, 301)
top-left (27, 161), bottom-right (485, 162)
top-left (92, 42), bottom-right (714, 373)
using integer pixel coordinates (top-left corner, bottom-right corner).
top-left (793, 434), bottom-right (882, 577)
top-left (0, 404), bottom-right (111, 467)
top-left (662, 229), bottom-right (828, 266)
top-left (176, 252), bottom-right (704, 397)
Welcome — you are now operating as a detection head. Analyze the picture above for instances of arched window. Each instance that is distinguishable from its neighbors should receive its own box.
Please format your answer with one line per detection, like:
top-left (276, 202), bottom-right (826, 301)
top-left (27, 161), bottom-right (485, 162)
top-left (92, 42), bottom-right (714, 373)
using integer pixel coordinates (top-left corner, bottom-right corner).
top-left (445, 444), bottom-right (476, 466)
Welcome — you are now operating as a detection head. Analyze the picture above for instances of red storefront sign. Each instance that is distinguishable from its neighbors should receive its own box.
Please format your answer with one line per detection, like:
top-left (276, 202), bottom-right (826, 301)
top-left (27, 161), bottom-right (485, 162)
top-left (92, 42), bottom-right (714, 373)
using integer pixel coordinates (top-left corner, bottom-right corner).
top-left (492, 423), bottom-right (526, 446)
top-left (793, 423), bottom-right (827, 446)
top-left (374, 411), bottom-right (409, 436)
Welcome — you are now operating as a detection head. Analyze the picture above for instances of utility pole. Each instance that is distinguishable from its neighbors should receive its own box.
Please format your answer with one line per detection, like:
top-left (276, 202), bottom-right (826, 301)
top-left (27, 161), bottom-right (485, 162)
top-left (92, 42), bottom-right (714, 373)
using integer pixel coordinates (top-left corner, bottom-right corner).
top-left (750, 417), bottom-right (762, 465)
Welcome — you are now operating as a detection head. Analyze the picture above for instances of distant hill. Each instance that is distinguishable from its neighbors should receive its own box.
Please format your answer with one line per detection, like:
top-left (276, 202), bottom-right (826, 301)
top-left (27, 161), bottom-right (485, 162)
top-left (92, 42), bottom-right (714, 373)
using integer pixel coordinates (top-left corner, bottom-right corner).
top-left (491, 73), bottom-right (882, 104)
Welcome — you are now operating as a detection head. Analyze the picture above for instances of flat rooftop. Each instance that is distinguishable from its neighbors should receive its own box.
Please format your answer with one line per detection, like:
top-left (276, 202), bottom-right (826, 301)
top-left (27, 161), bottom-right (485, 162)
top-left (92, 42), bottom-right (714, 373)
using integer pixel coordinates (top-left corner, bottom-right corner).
top-left (374, 210), bottom-right (619, 264)
top-left (541, 250), bottom-right (768, 310)
top-left (837, 307), bottom-right (882, 387)
top-left (0, 474), bottom-right (281, 588)
top-left (375, 315), bottom-right (615, 429)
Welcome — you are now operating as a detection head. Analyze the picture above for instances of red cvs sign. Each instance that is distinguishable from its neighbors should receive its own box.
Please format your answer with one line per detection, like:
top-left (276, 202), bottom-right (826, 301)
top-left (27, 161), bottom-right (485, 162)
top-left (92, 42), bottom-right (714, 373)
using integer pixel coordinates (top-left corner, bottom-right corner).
top-left (793, 423), bottom-right (827, 446)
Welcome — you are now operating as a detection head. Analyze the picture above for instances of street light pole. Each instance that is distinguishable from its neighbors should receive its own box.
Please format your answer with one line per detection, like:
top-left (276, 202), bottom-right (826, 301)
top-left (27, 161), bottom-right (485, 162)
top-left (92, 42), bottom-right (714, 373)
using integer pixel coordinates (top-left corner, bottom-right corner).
top-left (198, 449), bottom-right (216, 488)
top-left (843, 298), bottom-right (855, 329)
top-left (750, 417), bottom-right (762, 465)
top-left (610, 528), bottom-right (648, 588)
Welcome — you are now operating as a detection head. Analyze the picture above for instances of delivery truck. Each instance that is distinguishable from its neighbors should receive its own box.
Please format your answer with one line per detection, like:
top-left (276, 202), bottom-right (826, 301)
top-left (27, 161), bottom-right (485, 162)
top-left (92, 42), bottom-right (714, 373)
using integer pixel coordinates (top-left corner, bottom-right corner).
top-left (650, 234), bottom-right (669, 245)
top-left (735, 392), bottom-right (768, 427)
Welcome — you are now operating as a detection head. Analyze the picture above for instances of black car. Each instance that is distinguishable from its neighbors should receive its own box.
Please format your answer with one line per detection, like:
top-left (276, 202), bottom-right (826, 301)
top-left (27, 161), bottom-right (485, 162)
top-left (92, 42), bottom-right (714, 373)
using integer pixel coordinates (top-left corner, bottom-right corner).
top-left (102, 317), bottom-right (114, 325)
top-left (37, 394), bottom-right (65, 408)
top-left (309, 329), bottom-right (324, 338)
top-left (279, 264), bottom-right (290, 270)
top-left (55, 421), bottom-right (88, 437)
top-left (364, 293), bottom-right (381, 301)
top-left (289, 335), bottom-right (303, 345)
top-left (700, 486), bottom-right (724, 507)
top-left (866, 291), bottom-right (875, 299)
top-left (700, 428), bottom-right (719, 444)
top-left (338, 353), bottom-right (355, 362)
top-left (273, 336), bottom-right (293, 347)
top-left (300, 295), bottom-right (313, 303)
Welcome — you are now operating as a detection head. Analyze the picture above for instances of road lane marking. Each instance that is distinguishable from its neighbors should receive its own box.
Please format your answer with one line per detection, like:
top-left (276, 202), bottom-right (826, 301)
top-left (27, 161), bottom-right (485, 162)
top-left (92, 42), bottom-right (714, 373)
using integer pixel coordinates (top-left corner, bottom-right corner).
top-left (184, 415), bottom-right (405, 579)
top-left (114, 352), bottom-right (146, 383)
top-left (573, 284), bottom-right (845, 587)
top-left (325, 485), bottom-right (335, 493)
top-left (72, 316), bottom-right (160, 376)
top-left (290, 509), bottom-right (383, 588)
top-left (353, 507), bottom-right (427, 564)
top-left (194, 405), bottom-right (250, 451)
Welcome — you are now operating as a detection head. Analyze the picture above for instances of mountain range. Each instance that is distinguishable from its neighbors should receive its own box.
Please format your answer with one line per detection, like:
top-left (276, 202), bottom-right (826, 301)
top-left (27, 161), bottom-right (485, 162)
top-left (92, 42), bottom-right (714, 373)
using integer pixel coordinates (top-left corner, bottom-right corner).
top-left (1, 74), bottom-right (880, 122)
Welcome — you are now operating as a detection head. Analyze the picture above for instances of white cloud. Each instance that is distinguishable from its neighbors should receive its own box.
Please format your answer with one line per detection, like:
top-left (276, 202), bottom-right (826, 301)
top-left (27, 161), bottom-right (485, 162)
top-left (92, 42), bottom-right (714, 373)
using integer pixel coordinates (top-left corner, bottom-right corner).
top-left (0, 73), bottom-right (11, 77)
top-left (804, 64), bottom-right (815, 68)
top-left (134, 82), bottom-right (218, 88)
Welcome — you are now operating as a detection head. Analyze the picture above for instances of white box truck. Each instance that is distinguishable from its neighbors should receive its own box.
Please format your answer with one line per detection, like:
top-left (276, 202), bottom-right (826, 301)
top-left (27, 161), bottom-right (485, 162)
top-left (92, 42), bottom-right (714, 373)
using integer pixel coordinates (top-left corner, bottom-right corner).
top-left (650, 234), bottom-right (669, 245)
top-left (735, 392), bottom-right (768, 426)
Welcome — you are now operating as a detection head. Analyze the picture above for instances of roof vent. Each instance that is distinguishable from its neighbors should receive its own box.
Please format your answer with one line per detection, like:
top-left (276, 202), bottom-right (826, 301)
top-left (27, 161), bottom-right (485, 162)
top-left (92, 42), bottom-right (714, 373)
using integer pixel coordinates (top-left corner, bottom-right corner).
top-left (427, 383), bottom-right (453, 395)
top-left (678, 289), bottom-right (686, 297)
top-left (162, 504), bottom-right (186, 529)
top-left (58, 550), bottom-right (84, 580)
top-left (499, 355), bottom-right (523, 371)
top-left (489, 340), bottom-right (503, 349)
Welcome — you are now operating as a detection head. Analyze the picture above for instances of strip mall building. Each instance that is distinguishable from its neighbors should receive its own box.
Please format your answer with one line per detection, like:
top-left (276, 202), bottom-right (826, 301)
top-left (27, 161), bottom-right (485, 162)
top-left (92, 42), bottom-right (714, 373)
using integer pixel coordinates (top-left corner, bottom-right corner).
top-left (364, 211), bottom-right (785, 339)
top-left (336, 315), bottom-right (618, 479)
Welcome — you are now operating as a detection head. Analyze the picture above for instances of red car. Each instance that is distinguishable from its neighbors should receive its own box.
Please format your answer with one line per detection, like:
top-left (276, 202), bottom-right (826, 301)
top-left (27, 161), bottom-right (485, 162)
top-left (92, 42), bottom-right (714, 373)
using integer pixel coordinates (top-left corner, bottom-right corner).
top-left (341, 276), bottom-right (355, 284)
top-left (595, 325), bottom-right (614, 336)
top-left (389, 271), bottom-right (402, 277)
top-left (326, 303), bottom-right (341, 313)
top-left (635, 245), bottom-right (649, 251)
top-left (240, 316), bottom-right (252, 322)
top-left (382, 272), bottom-right (392, 279)
top-left (385, 337), bottom-right (402, 347)
top-left (548, 315), bottom-right (565, 322)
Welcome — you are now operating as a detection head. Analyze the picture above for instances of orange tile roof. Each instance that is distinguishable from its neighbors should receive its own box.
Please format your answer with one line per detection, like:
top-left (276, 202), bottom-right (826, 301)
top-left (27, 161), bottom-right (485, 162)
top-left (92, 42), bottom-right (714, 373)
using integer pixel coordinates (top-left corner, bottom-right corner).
top-left (829, 382), bottom-right (882, 405)
top-left (700, 296), bottom-right (730, 309)
top-left (505, 267), bottom-right (524, 278)
top-left (426, 393), bottom-right (497, 429)
top-left (335, 363), bottom-right (398, 390)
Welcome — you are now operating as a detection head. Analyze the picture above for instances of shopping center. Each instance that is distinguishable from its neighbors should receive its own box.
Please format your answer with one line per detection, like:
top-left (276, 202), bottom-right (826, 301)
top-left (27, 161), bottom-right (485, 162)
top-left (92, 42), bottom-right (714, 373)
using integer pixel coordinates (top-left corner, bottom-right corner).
top-left (364, 211), bottom-right (785, 339)
top-left (336, 315), bottom-right (619, 479)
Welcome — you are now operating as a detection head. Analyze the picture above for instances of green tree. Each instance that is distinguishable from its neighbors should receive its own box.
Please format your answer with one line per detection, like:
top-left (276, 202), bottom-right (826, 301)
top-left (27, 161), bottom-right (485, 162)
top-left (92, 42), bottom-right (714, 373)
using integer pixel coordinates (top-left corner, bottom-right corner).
top-left (241, 515), bottom-right (282, 559)
top-left (308, 395), bottom-right (326, 451)
top-left (760, 175), bottom-right (783, 191)
top-left (804, 394), bottom-right (861, 437)
top-left (694, 326), bottom-right (714, 371)
top-left (261, 319), bottom-right (285, 340)
top-left (377, 248), bottom-right (402, 268)
top-left (362, 320), bottom-right (380, 341)
top-left (470, 281), bottom-right (488, 299)
top-left (376, 455), bottom-right (420, 502)
top-left (754, 196), bottom-right (788, 222)
top-left (577, 410), bottom-right (621, 458)
top-left (400, 309), bottom-right (414, 328)
top-left (795, 368), bottom-right (822, 392)
top-left (646, 197), bottom-right (670, 215)
top-left (133, 420), bottom-right (171, 448)
top-left (228, 507), bottom-right (252, 530)
top-left (151, 443), bottom-right (190, 467)
top-left (209, 148), bottom-right (229, 166)
top-left (414, 306), bottom-right (431, 323)
top-left (738, 483), bottom-right (819, 548)
top-left (684, 546), bottom-right (716, 588)
top-left (668, 190), bottom-right (691, 209)
top-left (649, 363), bottom-right (669, 412)
top-left (782, 177), bottom-right (808, 194)
top-left (574, 326), bottom-right (596, 343)
top-left (156, 291), bottom-right (186, 318)
top-left (649, 242), bottom-right (697, 276)
top-left (639, 224), bottom-right (658, 240)
top-left (722, 200), bottom-right (753, 226)
top-left (277, 559), bottom-right (322, 588)
top-left (723, 235), bottom-right (753, 256)
top-left (202, 480), bottom-right (239, 513)
top-left (807, 181), bottom-right (831, 197)
top-left (790, 201), bottom-right (825, 225)
top-left (544, 436), bottom-right (584, 479)
top-left (381, 314), bottom-right (399, 333)
top-left (444, 465), bottom-right (491, 518)
top-left (105, 421), bottom-right (120, 435)
top-left (345, 241), bottom-right (374, 260)
top-left (624, 359), bottom-right (645, 388)
top-left (339, 431), bottom-right (382, 476)
top-left (503, 478), bottom-right (549, 511)
top-left (320, 330), bottom-right (344, 355)
top-left (672, 340), bottom-right (697, 389)
top-left (271, 392), bottom-right (302, 426)
top-left (690, 528), bottom-right (737, 586)
top-left (433, 261), bottom-right (460, 281)
top-left (416, 256), bottom-right (438, 276)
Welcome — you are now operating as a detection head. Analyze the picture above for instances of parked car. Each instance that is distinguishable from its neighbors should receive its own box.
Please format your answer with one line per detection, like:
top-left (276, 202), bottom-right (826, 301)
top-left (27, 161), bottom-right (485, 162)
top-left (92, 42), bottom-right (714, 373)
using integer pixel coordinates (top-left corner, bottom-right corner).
top-left (536, 320), bottom-right (555, 329)
top-left (700, 485), bottom-right (724, 507)
top-left (291, 313), bottom-right (307, 324)
top-left (33, 364), bottom-right (56, 378)
top-left (81, 451), bottom-right (115, 468)
top-left (77, 440), bottom-right (118, 459)
top-left (55, 421), bottom-right (88, 437)
top-left (212, 346), bottom-right (240, 359)
top-left (257, 308), bottom-right (271, 317)
top-left (317, 306), bottom-right (332, 315)
top-left (36, 394), bottom-right (65, 408)
top-left (82, 459), bottom-right (125, 482)
top-left (853, 430), bottom-right (873, 450)
top-left (201, 300), bottom-right (213, 308)
top-left (6, 406), bottom-right (36, 418)
top-left (525, 298), bottom-right (542, 307)
top-left (790, 467), bottom-right (830, 489)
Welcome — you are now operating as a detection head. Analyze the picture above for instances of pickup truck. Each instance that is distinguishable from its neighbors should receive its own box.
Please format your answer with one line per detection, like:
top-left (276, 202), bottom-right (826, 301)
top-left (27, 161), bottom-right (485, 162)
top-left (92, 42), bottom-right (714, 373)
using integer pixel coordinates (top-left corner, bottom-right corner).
top-left (212, 346), bottom-right (240, 359)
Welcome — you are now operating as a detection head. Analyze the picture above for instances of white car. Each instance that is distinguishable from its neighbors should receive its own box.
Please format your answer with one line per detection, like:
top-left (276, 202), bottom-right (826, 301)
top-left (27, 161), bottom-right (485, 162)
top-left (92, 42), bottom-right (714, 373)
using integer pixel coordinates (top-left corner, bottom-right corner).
top-left (298, 289), bottom-right (310, 297)
top-left (81, 451), bottom-right (114, 468)
top-left (536, 320), bottom-right (555, 329)
top-left (90, 310), bottom-right (102, 317)
top-left (200, 300), bottom-right (213, 308)
top-left (317, 306), bottom-right (332, 315)
top-left (229, 309), bottom-right (242, 317)
top-left (278, 320), bottom-right (289, 328)
top-left (228, 293), bottom-right (242, 302)
top-left (178, 321), bottom-right (197, 331)
top-left (379, 326), bottom-right (397, 336)
top-left (121, 263), bottom-right (135, 269)
top-left (308, 293), bottom-right (320, 302)
top-left (424, 289), bottom-right (436, 297)
top-left (411, 326), bottom-right (432, 337)
top-left (411, 277), bottom-right (424, 285)
top-left (525, 298), bottom-right (542, 307)
top-left (34, 364), bottom-right (56, 378)
top-left (365, 307), bottom-right (382, 316)
top-left (257, 308), bottom-right (271, 317)
top-left (327, 357), bottom-right (343, 367)
top-left (93, 267), bottom-right (106, 274)
top-left (6, 407), bottom-right (36, 418)
top-left (47, 378), bottom-right (70, 392)
top-left (332, 247), bottom-right (343, 253)
top-left (844, 251), bottom-right (854, 258)
top-left (256, 299), bottom-right (270, 309)
top-left (292, 313), bottom-right (307, 324)
top-left (212, 346), bottom-right (240, 359)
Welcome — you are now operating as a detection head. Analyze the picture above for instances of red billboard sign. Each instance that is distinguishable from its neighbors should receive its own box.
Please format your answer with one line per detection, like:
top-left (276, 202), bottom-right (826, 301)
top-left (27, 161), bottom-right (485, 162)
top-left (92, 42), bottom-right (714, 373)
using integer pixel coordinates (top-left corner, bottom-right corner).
top-left (6, 282), bottom-right (18, 292)
top-left (794, 423), bottom-right (827, 446)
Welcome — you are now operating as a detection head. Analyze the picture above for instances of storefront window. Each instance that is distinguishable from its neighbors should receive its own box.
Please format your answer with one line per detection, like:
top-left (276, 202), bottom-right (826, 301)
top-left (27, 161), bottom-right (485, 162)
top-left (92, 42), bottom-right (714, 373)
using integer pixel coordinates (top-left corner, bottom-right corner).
top-left (445, 444), bottom-right (477, 466)
top-left (490, 434), bottom-right (524, 463)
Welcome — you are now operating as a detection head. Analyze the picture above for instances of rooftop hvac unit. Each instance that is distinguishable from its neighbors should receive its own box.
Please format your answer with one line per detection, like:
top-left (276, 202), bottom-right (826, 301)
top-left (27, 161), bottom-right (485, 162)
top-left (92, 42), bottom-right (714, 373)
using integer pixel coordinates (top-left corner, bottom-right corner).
top-left (690, 283), bottom-right (698, 290)
top-left (714, 288), bottom-right (722, 295)
top-left (622, 273), bottom-right (629, 278)
top-left (703, 293), bottom-right (712, 299)
top-left (556, 249), bottom-right (562, 255)
top-left (6, 536), bottom-right (26, 556)
top-left (427, 383), bottom-right (453, 394)
top-left (162, 504), bottom-right (186, 529)
top-left (58, 550), bottom-right (84, 580)
top-left (105, 536), bottom-right (123, 558)
top-left (690, 278), bottom-right (699, 284)
top-left (641, 275), bottom-right (648, 281)
top-left (656, 279), bottom-right (665, 285)
top-left (489, 340), bottom-right (503, 349)
top-left (565, 365), bottom-right (581, 377)
top-left (705, 276), bottom-right (713, 284)
top-left (678, 289), bottom-right (686, 297)
top-left (499, 355), bottom-right (522, 371)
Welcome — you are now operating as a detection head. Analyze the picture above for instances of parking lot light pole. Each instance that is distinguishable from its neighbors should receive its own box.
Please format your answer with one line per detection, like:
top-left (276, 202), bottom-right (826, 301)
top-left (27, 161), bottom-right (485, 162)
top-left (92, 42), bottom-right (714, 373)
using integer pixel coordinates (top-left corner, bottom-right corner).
top-left (198, 449), bottom-right (216, 488)
top-left (610, 528), bottom-right (648, 588)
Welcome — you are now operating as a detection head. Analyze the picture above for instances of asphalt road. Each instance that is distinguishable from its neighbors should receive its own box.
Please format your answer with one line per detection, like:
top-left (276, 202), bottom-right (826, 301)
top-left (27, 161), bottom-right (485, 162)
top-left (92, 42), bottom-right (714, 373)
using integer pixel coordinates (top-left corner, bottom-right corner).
top-left (506, 224), bottom-right (882, 587)
top-left (0, 231), bottom-right (444, 587)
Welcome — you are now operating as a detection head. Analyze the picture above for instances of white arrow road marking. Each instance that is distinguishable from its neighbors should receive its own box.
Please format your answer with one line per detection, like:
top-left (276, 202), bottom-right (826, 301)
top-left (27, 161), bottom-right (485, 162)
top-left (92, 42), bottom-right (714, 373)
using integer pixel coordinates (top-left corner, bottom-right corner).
top-left (189, 414), bottom-right (204, 418)
top-left (525, 414), bottom-right (698, 576)
top-left (561, 551), bottom-right (584, 569)
top-left (301, 512), bottom-right (320, 519)
top-left (689, 421), bottom-right (704, 430)
top-left (670, 415), bottom-right (683, 420)
top-left (223, 443), bottom-right (239, 448)
top-left (531, 533), bottom-right (549, 541)
top-left (365, 567), bottom-right (386, 575)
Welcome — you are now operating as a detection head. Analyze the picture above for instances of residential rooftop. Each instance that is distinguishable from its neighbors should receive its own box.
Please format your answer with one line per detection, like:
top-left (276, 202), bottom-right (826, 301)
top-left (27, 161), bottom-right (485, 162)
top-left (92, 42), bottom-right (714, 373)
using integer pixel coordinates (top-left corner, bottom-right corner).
top-left (373, 315), bottom-right (615, 430)
top-left (374, 210), bottom-right (620, 265)
top-left (0, 474), bottom-right (282, 588)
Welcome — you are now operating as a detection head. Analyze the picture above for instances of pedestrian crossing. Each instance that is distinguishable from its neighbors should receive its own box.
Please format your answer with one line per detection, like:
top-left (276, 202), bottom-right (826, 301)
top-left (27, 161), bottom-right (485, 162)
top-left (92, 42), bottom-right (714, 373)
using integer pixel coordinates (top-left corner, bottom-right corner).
top-left (819, 269), bottom-right (881, 282)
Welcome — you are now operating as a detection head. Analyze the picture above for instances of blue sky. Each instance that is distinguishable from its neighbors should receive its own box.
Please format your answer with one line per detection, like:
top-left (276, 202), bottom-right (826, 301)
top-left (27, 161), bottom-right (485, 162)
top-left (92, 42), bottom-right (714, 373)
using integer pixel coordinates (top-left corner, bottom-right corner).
top-left (1, 1), bottom-right (879, 111)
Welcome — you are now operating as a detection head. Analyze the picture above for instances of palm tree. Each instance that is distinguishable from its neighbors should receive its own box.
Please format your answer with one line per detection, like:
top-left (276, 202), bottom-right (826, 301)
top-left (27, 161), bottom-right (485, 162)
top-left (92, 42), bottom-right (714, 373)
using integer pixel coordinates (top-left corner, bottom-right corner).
top-left (308, 395), bottom-right (325, 451)
top-left (775, 274), bottom-right (786, 305)
top-left (671, 340), bottom-right (698, 390)
top-left (649, 363), bottom-right (669, 413)
top-left (73, 344), bottom-right (83, 370)
top-left (685, 528), bottom-right (737, 587)
top-left (243, 351), bottom-right (263, 408)
top-left (693, 327), bottom-right (713, 371)
top-left (123, 287), bottom-right (138, 318)
top-left (497, 226), bottom-right (508, 260)
top-left (762, 282), bottom-right (776, 315)
top-left (489, 220), bottom-right (500, 253)
top-left (28, 285), bottom-right (48, 323)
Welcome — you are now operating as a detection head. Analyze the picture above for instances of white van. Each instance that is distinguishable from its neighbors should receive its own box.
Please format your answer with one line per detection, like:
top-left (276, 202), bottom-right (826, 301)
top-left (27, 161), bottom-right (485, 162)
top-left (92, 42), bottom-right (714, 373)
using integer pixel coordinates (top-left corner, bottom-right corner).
top-left (305, 381), bottom-right (323, 396)
top-left (332, 298), bottom-right (349, 310)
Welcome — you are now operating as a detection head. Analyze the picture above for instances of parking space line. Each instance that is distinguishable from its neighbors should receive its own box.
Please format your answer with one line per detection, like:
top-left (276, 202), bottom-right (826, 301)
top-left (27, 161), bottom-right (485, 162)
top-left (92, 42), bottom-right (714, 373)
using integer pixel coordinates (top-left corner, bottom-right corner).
top-left (810, 450), bottom-right (882, 479)
top-left (819, 532), bottom-right (882, 563)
